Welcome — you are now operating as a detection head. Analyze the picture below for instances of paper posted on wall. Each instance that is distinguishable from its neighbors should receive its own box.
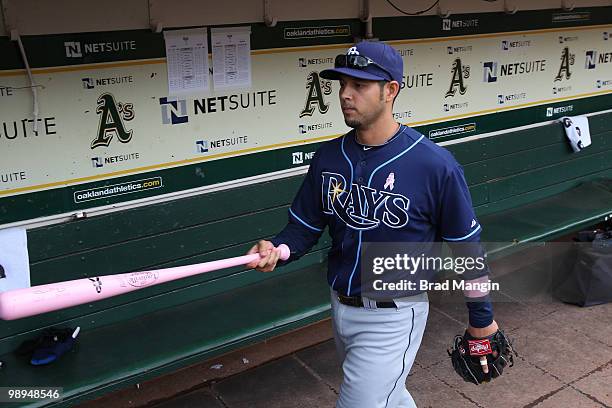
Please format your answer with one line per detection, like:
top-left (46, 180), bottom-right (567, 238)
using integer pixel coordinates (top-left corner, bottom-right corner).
top-left (561, 116), bottom-right (592, 153)
top-left (211, 26), bottom-right (252, 90)
top-left (0, 227), bottom-right (31, 292)
top-left (163, 28), bottom-right (209, 96)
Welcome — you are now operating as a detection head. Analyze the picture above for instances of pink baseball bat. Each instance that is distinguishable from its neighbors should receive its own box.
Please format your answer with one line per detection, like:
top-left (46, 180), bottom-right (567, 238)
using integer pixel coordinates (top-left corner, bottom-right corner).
top-left (0, 244), bottom-right (290, 321)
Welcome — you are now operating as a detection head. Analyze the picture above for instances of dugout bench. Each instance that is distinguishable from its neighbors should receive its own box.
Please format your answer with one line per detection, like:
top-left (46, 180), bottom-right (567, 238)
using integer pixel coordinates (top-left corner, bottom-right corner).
top-left (0, 111), bottom-right (611, 407)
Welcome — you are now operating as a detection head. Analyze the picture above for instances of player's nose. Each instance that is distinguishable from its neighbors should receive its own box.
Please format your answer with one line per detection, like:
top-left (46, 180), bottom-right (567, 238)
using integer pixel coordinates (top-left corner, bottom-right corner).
top-left (339, 85), bottom-right (352, 101)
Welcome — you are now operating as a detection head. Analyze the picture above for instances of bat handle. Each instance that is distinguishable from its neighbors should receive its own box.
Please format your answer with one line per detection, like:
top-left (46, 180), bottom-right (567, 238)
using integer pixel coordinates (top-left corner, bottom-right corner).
top-left (480, 356), bottom-right (489, 374)
top-left (276, 244), bottom-right (291, 261)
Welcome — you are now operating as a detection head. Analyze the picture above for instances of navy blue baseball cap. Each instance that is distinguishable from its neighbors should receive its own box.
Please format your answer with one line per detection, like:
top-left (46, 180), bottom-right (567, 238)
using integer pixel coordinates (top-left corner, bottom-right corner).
top-left (320, 41), bottom-right (403, 85)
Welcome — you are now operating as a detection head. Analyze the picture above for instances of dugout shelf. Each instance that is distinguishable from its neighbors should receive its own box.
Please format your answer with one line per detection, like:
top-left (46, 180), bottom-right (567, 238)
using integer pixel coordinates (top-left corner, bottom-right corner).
top-left (481, 179), bottom-right (612, 257)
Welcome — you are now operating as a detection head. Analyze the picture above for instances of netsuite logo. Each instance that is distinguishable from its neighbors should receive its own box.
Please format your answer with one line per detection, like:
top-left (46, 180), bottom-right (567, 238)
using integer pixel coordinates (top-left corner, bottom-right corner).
top-left (64, 40), bottom-right (136, 58)
top-left (558, 35), bottom-right (578, 44)
top-left (443, 102), bottom-right (468, 112)
top-left (546, 105), bottom-right (573, 117)
top-left (586, 50), bottom-right (597, 69)
top-left (293, 152), bottom-right (304, 164)
top-left (483, 60), bottom-right (546, 82)
top-left (91, 157), bottom-right (103, 168)
top-left (91, 153), bottom-right (140, 168)
top-left (298, 57), bottom-right (334, 68)
top-left (196, 140), bottom-right (209, 153)
top-left (82, 78), bottom-right (95, 89)
top-left (553, 85), bottom-right (572, 94)
top-left (442, 18), bottom-right (478, 31)
top-left (299, 122), bottom-right (333, 134)
top-left (397, 48), bottom-right (414, 57)
top-left (82, 75), bottom-right (134, 90)
top-left (501, 40), bottom-right (531, 51)
top-left (498, 93), bottom-right (527, 104)
top-left (483, 62), bottom-right (498, 82)
top-left (160, 97), bottom-right (189, 125)
top-left (65, 42), bottom-right (82, 58)
top-left (195, 136), bottom-right (248, 154)
top-left (596, 79), bottom-right (612, 88)
top-left (447, 46), bottom-right (472, 54)
top-left (292, 151), bottom-right (315, 165)
top-left (401, 73), bottom-right (433, 90)
top-left (585, 50), bottom-right (612, 69)
top-left (0, 86), bottom-right (13, 97)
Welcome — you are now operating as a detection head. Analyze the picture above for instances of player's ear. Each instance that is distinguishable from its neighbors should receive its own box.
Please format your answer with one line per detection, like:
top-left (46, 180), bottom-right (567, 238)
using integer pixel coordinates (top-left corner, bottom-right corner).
top-left (386, 81), bottom-right (400, 102)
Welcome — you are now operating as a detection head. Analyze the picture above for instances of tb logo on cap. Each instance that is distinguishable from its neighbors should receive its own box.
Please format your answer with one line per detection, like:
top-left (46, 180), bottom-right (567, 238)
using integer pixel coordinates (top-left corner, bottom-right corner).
top-left (347, 47), bottom-right (360, 55)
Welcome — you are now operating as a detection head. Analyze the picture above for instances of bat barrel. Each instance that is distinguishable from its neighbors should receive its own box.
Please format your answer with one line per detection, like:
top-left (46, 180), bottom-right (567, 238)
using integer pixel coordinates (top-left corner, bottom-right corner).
top-left (0, 244), bottom-right (290, 321)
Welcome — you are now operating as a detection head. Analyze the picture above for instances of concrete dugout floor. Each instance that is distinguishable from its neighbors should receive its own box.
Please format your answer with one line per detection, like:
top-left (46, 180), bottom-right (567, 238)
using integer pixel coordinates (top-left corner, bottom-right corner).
top-left (81, 245), bottom-right (612, 408)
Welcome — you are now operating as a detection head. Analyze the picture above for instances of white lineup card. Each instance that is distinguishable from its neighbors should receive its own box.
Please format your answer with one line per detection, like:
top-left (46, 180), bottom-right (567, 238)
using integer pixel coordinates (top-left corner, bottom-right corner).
top-left (0, 227), bottom-right (31, 292)
top-left (211, 26), bottom-right (252, 90)
top-left (163, 28), bottom-right (209, 96)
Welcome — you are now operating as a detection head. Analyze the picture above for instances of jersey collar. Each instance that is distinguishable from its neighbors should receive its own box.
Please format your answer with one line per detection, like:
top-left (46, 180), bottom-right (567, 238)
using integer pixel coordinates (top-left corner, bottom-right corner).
top-left (352, 124), bottom-right (406, 151)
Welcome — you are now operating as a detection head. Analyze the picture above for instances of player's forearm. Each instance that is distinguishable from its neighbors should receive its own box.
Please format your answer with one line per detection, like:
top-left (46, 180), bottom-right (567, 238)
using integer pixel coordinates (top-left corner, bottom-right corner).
top-left (465, 296), bottom-right (494, 328)
top-left (458, 243), bottom-right (494, 328)
top-left (270, 222), bottom-right (323, 264)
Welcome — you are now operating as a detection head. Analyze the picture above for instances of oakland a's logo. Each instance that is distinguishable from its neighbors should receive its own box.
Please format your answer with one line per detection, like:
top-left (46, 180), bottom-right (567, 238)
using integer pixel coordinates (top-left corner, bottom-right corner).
top-left (300, 72), bottom-right (332, 118)
top-left (445, 58), bottom-right (470, 98)
top-left (91, 93), bottom-right (135, 149)
top-left (555, 47), bottom-right (575, 82)
top-left (322, 172), bottom-right (410, 230)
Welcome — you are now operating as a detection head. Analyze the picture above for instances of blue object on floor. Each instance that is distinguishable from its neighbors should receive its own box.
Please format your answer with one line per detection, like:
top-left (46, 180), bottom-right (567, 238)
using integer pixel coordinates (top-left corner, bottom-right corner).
top-left (29, 327), bottom-right (80, 366)
top-left (30, 337), bottom-right (76, 365)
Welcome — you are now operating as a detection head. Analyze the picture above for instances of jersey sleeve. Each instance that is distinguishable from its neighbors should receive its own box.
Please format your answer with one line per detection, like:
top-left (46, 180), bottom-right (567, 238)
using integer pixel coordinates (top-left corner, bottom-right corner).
top-left (438, 163), bottom-right (481, 243)
top-left (437, 162), bottom-right (494, 328)
top-left (437, 162), bottom-right (488, 279)
top-left (270, 150), bottom-right (327, 263)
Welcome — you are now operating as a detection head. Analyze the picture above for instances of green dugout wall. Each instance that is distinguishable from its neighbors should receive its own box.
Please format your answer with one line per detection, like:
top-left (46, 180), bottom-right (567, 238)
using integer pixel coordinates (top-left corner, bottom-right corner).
top-left (1, 6), bottom-right (612, 224)
top-left (0, 2), bottom-right (611, 405)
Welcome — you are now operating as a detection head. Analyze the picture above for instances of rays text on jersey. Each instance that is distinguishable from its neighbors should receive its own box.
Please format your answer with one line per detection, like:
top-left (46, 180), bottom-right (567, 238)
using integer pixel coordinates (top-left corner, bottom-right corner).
top-left (321, 172), bottom-right (410, 230)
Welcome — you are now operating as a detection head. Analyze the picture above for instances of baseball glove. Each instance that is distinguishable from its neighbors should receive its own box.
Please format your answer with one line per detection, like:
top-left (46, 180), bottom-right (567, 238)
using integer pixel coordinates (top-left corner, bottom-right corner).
top-left (448, 329), bottom-right (516, 384)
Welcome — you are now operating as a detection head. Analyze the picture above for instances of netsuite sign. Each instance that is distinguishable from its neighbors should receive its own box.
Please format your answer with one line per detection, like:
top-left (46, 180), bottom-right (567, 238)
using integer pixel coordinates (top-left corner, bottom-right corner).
top-left (64, 40), bottom-right (137, 58)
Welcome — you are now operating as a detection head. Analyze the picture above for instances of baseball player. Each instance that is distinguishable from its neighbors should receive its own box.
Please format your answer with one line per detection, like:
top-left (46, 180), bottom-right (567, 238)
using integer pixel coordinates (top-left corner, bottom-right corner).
top-left (248, 41), bottom-right (499, 408)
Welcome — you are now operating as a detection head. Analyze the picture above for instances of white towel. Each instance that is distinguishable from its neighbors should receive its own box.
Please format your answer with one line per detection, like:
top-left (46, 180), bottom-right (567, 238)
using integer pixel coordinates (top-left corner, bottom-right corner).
top-left (561, 116), bottom-right (592, 153)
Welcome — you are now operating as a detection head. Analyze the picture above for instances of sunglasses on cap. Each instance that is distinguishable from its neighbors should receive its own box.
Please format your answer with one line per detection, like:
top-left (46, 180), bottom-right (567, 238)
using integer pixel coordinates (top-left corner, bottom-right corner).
top-left (334, 54), bottom-right (393, 81)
